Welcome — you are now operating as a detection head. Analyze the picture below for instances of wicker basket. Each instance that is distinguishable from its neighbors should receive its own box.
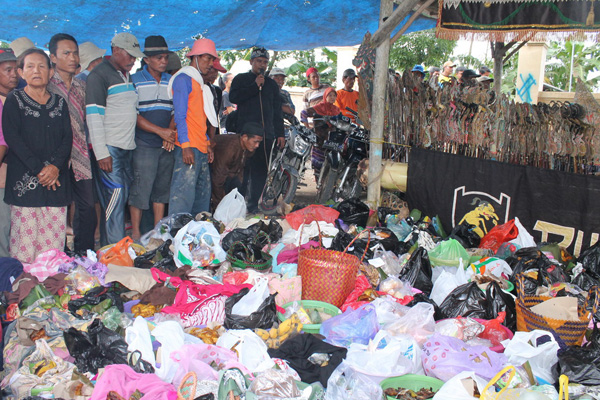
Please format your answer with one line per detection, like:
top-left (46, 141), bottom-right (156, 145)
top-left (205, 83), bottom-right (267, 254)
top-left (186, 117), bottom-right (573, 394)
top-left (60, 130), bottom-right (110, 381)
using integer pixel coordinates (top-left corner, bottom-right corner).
top-left (516, 273), bottom-right (597, 347)
top-left (297, 226), bottom-right (370, 308)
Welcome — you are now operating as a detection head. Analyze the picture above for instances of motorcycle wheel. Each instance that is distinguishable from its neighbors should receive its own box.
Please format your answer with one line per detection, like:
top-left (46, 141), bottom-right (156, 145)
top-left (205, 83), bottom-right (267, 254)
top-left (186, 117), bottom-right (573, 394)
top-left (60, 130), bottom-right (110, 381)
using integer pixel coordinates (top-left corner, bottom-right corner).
top-left (317, 161), bottom-right (338, 204)
top-left (339, 168), bottom-right (362, 199)
top-left (258, 169), bottom-right (298, 215)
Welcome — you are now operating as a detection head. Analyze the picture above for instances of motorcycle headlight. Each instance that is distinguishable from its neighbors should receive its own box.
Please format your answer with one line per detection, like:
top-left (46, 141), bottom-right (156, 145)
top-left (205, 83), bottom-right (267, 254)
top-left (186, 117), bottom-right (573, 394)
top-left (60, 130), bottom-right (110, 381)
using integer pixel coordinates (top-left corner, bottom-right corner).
top-left (292, 135), bottom-right (310, 155)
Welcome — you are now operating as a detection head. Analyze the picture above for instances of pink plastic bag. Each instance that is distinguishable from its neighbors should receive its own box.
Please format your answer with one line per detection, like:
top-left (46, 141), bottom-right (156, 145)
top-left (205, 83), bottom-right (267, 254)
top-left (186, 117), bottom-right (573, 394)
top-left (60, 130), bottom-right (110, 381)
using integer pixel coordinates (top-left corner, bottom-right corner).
top-left (285, 205), bottom-right (339, 230)
top-left (170, 343), bottom-right (251, 385)
top-left (422, 333), bottom-right (507, 381)
top-left (24, 249), bottom-right (73, 282)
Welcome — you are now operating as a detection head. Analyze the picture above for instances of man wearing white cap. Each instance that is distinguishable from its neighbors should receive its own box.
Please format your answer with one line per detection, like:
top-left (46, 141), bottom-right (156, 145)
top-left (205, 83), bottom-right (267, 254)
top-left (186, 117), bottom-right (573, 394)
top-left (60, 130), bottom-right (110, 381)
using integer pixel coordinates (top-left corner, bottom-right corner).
top-left (270, 67), bottom-right (295, 118)
top-left (86, 32), bottom-right (144, 245)
top-left (75, 42), bottom-right (106, 82)
top-left (167, 38), bottom-right (218, 215)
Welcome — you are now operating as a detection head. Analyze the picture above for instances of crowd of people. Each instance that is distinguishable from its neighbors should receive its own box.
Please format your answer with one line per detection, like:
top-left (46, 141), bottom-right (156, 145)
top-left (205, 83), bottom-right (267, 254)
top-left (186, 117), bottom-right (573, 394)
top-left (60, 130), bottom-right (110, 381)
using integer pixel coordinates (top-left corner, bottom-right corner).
top-left (412, 60), bottom-right (495, 90)
top-left (0, 33), bottom-right (360, 265)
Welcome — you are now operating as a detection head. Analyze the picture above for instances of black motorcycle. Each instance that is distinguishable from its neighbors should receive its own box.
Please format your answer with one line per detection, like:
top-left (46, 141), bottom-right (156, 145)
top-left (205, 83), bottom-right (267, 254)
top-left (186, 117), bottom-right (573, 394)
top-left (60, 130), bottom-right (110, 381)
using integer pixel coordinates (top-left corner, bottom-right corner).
top-left (316, 110), bottom-right (369, 203)
top-left (258, 116), bottom-right (318, 214)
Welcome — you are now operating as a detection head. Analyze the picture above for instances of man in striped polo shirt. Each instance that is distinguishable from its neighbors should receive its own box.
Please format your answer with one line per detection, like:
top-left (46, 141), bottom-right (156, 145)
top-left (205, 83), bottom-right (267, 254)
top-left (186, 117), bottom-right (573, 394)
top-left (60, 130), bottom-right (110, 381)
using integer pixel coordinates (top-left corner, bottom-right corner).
top-left (128, 36), bottom-right (176, 241)
top-left (86, 32), bottom-right (144, 246)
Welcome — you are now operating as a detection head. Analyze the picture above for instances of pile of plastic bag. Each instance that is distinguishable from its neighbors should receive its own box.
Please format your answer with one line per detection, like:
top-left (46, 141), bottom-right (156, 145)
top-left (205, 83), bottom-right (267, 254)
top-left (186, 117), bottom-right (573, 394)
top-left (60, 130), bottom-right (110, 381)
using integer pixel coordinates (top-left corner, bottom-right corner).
top-left (1, 194), bottom-right (600, 400)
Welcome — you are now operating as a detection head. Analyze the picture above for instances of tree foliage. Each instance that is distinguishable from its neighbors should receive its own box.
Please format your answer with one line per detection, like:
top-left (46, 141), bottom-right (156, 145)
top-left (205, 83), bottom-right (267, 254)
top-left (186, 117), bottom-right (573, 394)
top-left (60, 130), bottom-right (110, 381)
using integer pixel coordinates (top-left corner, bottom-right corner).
top-left (544, 41), bottom-right (600, 91)
top-left (389, 29), bottom-right (456, 72)
top-left (217, 48), bottom-right (337, 87)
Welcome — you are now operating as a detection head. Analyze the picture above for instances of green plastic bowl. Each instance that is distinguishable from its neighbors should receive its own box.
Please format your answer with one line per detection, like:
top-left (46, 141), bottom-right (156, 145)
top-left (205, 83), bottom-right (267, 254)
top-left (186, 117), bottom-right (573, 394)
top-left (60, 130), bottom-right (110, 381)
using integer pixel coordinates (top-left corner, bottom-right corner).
top-left (380, 374), bottom-right (444, 400)
top-left (278, 300), bottom-right (341, 334)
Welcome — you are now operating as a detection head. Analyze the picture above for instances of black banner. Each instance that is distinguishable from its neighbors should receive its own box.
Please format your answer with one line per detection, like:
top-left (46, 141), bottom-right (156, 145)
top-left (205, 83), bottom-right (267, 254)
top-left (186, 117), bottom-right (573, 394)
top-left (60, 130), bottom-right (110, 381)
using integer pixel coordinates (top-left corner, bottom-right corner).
top-left (437, 0), bottom-right (600, 41)
top-left (406, 148), bottom-right (600, 257)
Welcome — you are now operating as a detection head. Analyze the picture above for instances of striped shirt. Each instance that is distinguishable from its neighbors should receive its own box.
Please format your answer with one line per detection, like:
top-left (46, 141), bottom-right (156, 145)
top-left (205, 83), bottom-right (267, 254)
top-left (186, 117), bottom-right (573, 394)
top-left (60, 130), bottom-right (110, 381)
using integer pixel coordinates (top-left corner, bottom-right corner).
top-left (131, 65), bottom-right (173, 148)
top-left (48, 71), bottom-right (92, 181)
top-left (85, 59), bottom-right (137, 160)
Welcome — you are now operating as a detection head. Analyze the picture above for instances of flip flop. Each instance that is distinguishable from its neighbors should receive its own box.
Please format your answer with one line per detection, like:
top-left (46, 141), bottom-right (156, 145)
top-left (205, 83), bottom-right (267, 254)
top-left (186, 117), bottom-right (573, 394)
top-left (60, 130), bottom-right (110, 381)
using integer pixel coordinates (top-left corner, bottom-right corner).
top-left (178, 371), bottom-right (198, 400)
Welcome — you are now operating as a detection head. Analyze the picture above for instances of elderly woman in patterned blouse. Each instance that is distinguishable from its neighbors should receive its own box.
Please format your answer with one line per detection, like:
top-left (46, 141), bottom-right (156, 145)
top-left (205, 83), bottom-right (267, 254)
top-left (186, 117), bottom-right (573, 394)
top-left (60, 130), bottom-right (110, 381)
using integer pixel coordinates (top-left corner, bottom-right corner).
top-left (1, 48), bottom-right (72, 263)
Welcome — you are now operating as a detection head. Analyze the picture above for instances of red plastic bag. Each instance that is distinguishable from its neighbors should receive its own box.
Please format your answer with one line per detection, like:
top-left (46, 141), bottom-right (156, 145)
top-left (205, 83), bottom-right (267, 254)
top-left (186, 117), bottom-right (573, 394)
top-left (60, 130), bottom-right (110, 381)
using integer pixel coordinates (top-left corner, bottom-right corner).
top-left (100, 237), bottom-right (134, 267)
top-left (478, 312), bottom-right (510, 347)
top-left (479, 220), bottom-right (518, 252)
top-left (285, 205), bottom-right (340, 230)
top-left (223, 271), bottom-right (250, 285)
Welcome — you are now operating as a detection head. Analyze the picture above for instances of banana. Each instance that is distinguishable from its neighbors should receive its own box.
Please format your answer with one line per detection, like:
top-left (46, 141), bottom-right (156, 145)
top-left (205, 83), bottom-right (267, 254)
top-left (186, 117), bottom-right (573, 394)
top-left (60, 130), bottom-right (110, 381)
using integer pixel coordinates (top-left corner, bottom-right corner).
top-left (278, 319), bottom-right (293, 336)
top-left (255, 329), bottom-right (270, 340)
top-left (269, 328), bottom-right (278, 339)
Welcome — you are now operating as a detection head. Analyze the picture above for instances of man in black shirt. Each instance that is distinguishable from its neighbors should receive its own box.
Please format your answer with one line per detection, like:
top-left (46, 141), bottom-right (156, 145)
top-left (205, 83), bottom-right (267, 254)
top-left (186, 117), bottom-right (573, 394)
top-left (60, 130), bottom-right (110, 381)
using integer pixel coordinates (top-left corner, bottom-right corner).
top-left (229, 47), bottom-right (284, 212)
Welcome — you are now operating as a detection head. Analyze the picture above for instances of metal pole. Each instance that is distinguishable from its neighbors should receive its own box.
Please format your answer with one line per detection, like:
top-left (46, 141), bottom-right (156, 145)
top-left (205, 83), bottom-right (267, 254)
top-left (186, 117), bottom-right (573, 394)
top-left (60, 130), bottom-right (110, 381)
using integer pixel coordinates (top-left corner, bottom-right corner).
top-left (367, 0), bottom-right (393, 208)
top-left (568, 42), bottom-right (575, 92)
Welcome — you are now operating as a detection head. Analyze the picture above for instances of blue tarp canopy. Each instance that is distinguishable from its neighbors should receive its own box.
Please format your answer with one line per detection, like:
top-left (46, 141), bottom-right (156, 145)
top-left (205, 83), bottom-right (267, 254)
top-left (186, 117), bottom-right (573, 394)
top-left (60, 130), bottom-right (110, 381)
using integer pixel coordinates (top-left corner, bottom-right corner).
top-left (4, 0), bottom-right (436, 51)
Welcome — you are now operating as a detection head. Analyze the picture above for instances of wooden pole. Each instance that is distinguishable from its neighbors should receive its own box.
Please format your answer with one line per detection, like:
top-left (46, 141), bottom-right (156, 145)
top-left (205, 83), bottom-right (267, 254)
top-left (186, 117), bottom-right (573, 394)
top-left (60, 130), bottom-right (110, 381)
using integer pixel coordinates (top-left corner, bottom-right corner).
top-left (367, 0), bottom-right (393, 208)
top-left (389, 0), bottom-right (436, 45)
top-left (371, 0), bottom-right (422, 47)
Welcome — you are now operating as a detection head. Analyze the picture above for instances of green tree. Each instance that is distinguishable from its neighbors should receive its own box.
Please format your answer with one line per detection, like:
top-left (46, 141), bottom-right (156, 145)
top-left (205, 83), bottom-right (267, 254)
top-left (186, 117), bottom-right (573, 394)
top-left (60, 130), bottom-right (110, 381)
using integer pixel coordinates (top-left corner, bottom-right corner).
top-left (388, 29), bottom-right (456, 72)
top-left (216, 48), bottom-right (337, 87)
top-left (544, 41), bottom-right (600, 91)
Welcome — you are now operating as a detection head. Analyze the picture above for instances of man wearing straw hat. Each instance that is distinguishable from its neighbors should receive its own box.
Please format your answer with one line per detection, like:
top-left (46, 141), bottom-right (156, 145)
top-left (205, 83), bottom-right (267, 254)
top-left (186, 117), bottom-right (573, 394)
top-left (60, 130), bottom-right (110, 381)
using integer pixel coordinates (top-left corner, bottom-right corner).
top-left (167, 38), bottom-right (219, 215)
top-left (76, 42), bottom-right (106, 82)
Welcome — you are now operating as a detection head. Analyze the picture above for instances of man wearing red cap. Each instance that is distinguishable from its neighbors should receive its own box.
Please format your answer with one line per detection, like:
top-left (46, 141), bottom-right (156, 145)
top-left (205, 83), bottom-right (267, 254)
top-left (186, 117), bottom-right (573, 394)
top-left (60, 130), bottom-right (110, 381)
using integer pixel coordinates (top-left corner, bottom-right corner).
top-left (302, 67), bottom-right (330, 110)
top-left (167, 38), bottom-right (219, 215)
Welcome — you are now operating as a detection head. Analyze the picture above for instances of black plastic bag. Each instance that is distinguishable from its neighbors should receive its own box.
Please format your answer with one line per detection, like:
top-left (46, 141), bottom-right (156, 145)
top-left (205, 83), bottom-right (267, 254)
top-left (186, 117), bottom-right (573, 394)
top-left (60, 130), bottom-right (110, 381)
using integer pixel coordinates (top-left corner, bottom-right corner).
top-left (398, 247), bottom-right (433, 296)
top-left (224, 288), bottom-right (278, 330)
top-left (168, 213), bottom-right (194, 237)
top-left (230, 243), bottom-right (269, 264)
top-left (222, 220), bottom-right (282, 251)
top-left (485, 281), bottom-right (517, 331)
top-left (336, 198), bottom-right (370, 227)
top-left (573, 269), bottom-right (600, 291)
top-left (267, 334), bottom-right (347, 387)
top-left (449, 223), bottom-right (481, 248)
top-left (508, 248), bottom-right (568, 287)
top-left (330, 227), bottom-right (401, 260)
top-left (406, 293), bottom-right (444, 321)
top-left (134, 239), bottom-right (175, 271)
top-left (68, 285), bottom-right (124, 316)
top-left (558, 326), bottom-right (600, 386)
top-left (63, 319), bottom-right (128, 374)
top-left (440, 282), bottom-right (488, 319)
top-left (579, 242), bottom-right (600, 275)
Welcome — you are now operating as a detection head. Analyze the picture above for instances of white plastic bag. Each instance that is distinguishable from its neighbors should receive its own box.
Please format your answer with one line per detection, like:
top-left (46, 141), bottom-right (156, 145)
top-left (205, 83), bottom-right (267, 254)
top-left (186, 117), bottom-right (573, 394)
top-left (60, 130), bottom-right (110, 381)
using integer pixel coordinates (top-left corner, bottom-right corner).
top-left (173, 220), bottom-right (226, 268)
top-left (345, 330), bottom-right (422, 381)
top-left (216, 329), bottom-right (275, 373)
top-left (433, 371), bottom-right (495, 400)
top-left (384, 302), bottom-right (436, 344)
top-left (125, 316), bottom-right (156, 369)
top-left (214, 188), bottom-right (247, 225)
top-left (232, 276), bottom-right (270, 316)
top-left (151, 320), bottom-right (186, 382)
top-left (509, 217), bottom-right (536, 249)
top-left (430, 264), bottom-right (468, 306)
top-left (324, 361), bottom-right (384, 400)
top-left (502, 330), bottom-right (560, 384)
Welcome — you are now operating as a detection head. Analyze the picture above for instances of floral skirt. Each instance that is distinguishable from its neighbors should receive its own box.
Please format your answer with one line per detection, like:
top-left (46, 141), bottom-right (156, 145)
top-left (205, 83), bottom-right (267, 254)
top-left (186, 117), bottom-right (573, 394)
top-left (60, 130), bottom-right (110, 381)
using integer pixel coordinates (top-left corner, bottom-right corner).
top-left (10, 206), bottom-right (67, 264)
